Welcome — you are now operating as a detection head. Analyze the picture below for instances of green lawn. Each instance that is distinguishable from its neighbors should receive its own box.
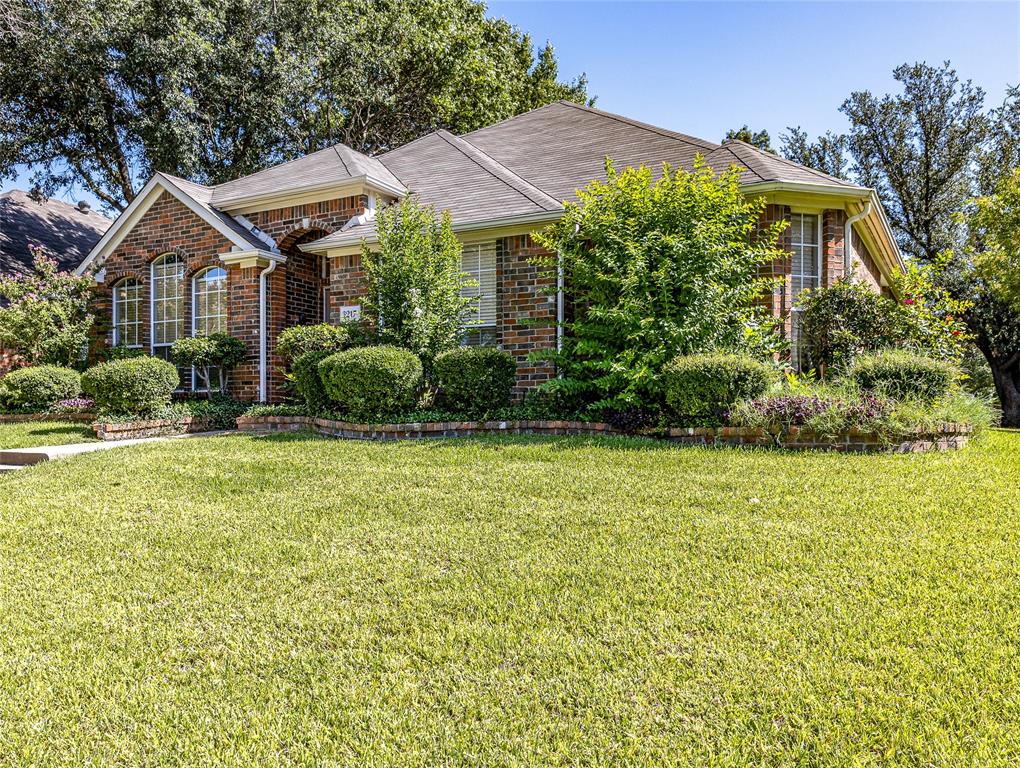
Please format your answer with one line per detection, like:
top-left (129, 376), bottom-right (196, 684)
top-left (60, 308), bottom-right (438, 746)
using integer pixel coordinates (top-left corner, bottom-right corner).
top-left (0, 419), bottom-right (96, 450)
top-left (1, 431), bottom-right (1019, 766)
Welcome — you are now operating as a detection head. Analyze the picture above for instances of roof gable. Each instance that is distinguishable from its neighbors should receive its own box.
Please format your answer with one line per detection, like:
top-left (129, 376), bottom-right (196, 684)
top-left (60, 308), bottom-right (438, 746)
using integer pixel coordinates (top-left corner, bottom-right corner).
top-left (210, 144), bottom-right (405, 210)
top-left (75, 174), bottom-right (270, 276)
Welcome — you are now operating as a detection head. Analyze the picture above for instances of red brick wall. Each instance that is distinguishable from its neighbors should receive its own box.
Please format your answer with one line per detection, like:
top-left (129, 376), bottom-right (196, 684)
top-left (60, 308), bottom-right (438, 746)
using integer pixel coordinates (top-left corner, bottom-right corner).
top-left (822, 209), bottom-right (846, 288)
top-left (758, 203), bottom-right (793, 339)
top-left (497, 234), bottom-right (556, 395)
top-left (851, 229), bottom-right (883, 291)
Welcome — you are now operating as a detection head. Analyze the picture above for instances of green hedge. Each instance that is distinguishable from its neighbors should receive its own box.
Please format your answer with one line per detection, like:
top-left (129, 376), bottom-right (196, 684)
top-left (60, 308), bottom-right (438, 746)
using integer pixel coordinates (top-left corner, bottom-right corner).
top-left (662, 353), bottom-right (775, 426)
top-left (81, 356), bottom-right (179, 417)
top-left (848, 350), bottom-right (958, 402)
top-left (319, 346), bottom-right (422, 422)
top-left (433, 347), bottom-right (516, 416)
top-left (0, 365), bottom-right (82, 411)
top-left (291, 350), bottom-right (333, 415)
top-left (276, 324), bottom-right (350, 363)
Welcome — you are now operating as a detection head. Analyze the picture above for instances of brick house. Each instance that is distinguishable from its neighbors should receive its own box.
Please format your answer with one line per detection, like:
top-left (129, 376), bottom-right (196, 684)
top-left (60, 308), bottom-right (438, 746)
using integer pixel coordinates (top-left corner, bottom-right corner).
top-left (76, 101), bottom-right (903, 402)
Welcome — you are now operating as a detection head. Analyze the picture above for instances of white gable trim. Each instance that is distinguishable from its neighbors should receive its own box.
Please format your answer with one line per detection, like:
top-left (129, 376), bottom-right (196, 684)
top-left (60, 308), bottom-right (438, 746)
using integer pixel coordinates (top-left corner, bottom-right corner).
top-left (74, 174), bottom-right (258, 276)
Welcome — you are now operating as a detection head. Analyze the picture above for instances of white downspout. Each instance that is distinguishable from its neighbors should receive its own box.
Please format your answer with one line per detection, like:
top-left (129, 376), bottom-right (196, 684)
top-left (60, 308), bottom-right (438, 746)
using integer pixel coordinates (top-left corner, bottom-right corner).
top-left (556, 249), bottom-right (564, 353)
top-left (258, 259), bottom-right (279, 402)
top-left (844, 200), bottom-right (871, 278)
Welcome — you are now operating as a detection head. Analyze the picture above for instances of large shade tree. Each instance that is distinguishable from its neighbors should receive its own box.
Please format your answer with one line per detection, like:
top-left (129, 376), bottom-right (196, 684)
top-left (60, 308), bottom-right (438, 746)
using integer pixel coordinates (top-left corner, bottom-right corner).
top-left (0, 0), bottom-right (589, 211)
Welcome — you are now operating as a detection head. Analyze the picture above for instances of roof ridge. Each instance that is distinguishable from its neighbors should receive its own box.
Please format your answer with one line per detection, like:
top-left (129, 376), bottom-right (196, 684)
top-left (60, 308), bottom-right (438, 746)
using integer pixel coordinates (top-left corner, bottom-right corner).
top-left (706, 144), bottom-right (767, 182)
top-left (552, 100), bottom-right (721, 150)
top-left (438, 131), bottom-right (562, 211)
top-left (209, 143), bottom-right (354, 192)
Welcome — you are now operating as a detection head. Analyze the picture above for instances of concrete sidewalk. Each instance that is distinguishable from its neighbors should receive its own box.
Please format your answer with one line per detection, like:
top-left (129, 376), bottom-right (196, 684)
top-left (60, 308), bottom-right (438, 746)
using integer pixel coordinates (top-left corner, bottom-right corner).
top-left (0, 431), bottom-right (232, 472)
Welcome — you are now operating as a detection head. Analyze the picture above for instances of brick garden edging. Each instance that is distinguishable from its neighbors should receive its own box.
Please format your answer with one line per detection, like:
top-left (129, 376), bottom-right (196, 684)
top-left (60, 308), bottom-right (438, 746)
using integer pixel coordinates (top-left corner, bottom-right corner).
top-left (93, 416), bottom-right (213, 441)
top-left (235, 415), bottom-right (972, 453)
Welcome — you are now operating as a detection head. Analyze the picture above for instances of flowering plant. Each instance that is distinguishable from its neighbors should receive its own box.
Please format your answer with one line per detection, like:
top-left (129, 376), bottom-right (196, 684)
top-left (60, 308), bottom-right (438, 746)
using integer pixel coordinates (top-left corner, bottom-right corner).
top-left (46, 397), bottom-right (95, 414)
top-left (0, 247), bottom-right (95, 366)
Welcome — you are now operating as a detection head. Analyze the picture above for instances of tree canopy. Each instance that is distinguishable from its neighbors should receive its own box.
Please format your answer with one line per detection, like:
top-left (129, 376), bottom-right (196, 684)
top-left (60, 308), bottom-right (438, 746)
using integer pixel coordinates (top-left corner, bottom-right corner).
top-left (0, 0), bottom-right (589, 211)
top-left (724, 125), bottom-right (773, 152)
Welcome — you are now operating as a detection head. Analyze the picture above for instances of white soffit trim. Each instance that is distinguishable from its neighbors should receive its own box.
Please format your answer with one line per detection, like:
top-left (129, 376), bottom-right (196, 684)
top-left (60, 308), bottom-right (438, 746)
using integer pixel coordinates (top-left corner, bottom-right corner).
top-left (75, 173), bottom-right (260, 276)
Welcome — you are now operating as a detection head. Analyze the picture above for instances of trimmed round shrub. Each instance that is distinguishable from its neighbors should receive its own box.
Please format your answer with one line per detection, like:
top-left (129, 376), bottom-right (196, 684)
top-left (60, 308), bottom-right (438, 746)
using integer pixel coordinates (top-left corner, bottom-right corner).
top-left (276, 323), bottom-right (350, 363)
top-left (0, 365), bottom-right (81, 411)
top-left (848, 350), bottom-right (958, 402)
top-left (291, 350), bottom-right (333, 415)
top-left (662, 353), bottom-right (775, 426)
top-left (319, 345), bottom-right (422, 421)
top-left (81, 356), bottom-right (179, 417)
top-left (433, 347), bottom-right (516, 416)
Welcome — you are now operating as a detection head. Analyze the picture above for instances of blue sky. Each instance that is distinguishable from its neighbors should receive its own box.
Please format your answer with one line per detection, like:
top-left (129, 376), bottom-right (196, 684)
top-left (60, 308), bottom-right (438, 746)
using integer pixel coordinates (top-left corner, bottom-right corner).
top-left (4, 1), bottom-right (1018, 211)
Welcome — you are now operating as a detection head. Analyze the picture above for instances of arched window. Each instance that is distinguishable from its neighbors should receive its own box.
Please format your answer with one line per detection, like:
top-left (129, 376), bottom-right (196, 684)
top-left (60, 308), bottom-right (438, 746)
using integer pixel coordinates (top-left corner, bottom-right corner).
top-left (150, 253), bottom-right (186, 369)
top-left (112, 278), bottom-right (142, 348)
top-left (192, 267), bottom-right (227, 336)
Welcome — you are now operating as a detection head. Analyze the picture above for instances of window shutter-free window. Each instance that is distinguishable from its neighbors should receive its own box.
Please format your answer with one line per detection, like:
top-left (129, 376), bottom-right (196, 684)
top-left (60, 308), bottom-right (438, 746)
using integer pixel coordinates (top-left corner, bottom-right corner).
top-left (789, 213), bottom-right (822, 369)
top-left (461, 241), bottom-right (497, 332)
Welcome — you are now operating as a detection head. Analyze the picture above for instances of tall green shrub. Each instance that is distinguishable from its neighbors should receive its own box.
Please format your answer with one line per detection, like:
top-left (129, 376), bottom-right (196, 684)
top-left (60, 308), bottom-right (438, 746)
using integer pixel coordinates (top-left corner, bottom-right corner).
top-left (291, 350), bottom-right (333, 415)
top-left (276, 323), bottom-right (350, 363)
top-left (662, 353), bottom-right (775, 426)
top-left (171, 333), bottom-right (246, 392)
top-left (433, 347), bottom-right (517, 416)
top-left (848, 350), bottom-right (958, 402)
top-left (0, 365), bottom-right (81, 411)
top-left (82, 356), bottom-right (179, 416)
top-left (362, 196), bottom-right (475, 371)
top-left (319, 346), bottom-right (423, 421)
top-left (531, 158), bottom-right (787, 414)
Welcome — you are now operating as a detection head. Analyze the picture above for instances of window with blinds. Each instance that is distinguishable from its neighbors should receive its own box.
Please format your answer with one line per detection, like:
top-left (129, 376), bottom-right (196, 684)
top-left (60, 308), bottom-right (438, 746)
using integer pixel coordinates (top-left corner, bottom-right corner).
top-left (460, 241), bottom-right (497, 345)
top-left (789, 213), bottom-right (821, 369)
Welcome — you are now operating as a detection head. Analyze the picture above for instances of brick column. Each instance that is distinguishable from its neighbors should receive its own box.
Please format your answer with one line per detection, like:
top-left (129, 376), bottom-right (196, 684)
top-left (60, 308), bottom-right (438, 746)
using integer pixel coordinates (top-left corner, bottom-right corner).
top-left (497, 234), bottom-right (556, 398)
top-left (226, 263), bottom-right (261, 402)
top-left (822, 209), bottom-right (846, 286)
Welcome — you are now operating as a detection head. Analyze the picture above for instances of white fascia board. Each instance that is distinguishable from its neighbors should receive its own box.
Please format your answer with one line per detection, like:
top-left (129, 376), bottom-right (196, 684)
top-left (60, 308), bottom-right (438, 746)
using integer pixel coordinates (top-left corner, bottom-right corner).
top-left (739, 180), bottom-right (871, 197)
top-left (218, 249), bottom-right (287, 268)
top-left (75, 173), bottom-right (256, 276)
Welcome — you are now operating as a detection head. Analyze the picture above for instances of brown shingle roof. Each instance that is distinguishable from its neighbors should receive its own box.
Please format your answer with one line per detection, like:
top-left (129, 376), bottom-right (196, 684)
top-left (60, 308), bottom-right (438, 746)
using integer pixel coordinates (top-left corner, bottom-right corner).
top-left (0, 190), bottom-right (111, 276)
top-left (210, 144), bottom-right (405, 208)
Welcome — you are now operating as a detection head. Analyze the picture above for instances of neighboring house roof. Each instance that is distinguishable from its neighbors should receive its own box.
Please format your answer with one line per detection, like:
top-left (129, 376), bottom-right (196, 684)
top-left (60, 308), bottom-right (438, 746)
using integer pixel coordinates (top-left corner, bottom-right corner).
top-left (0, 190), bottom-right (111, 276)
top-left (210, 144), bottom-right (406, 209)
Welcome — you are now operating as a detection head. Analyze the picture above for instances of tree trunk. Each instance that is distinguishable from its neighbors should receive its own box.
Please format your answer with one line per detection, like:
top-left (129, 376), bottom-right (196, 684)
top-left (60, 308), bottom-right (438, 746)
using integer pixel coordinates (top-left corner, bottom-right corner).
top-left (990, 356), bottom-right (1020, 427)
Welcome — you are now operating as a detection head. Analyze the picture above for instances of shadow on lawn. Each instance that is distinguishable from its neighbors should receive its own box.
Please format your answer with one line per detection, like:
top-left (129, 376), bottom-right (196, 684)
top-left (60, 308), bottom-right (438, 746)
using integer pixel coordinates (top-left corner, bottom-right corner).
top-left (21, 424), bottom-right (94, 441)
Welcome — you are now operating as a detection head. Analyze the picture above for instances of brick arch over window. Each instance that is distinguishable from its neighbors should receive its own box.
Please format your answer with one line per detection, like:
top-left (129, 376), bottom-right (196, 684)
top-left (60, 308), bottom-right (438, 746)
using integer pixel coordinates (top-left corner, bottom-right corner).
top-left (276, 223), bottom-right (335, 254)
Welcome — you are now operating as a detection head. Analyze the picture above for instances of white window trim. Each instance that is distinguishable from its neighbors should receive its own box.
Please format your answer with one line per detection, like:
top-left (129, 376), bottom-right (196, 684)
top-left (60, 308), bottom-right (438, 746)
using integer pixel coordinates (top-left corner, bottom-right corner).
top-left (190, 266), bottom-right (228, 391)
top-left (790, 212), bottom-right (823, 369)
top-left (460, 240), bottom-right (497, 344)
top-left (150, 253), bottom-right (188, 390)
top-left (112, 278), bottom-right (143, 349)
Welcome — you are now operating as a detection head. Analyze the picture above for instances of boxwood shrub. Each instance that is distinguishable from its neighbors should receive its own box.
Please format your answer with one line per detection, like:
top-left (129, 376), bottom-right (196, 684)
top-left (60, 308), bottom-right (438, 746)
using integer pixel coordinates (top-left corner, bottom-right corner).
top-left (0, 365), bottom-right (82, 411)
top-left (291, 350), bottom-right (333, 415)
top-left (81, 356), bottom-right (179, 417)
top-left (433, 347), bottom-right (516, 416)
top-left (276, 323), bottom-right (350, 363)
top-left (662, 353), bottom-right (775, 426)
top-left (849, 350), bottom-right (958, 402)
top-left (319, 346), bottom-right (422, 422)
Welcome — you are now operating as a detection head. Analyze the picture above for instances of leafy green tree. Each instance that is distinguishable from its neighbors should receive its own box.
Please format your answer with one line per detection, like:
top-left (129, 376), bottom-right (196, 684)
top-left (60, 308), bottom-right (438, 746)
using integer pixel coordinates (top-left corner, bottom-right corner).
top-left (0, 247), bottom-right (94, 367)
top-left (532, 158), bottom-right (787, 416)
top-left (170, 333), bottom-right (246, 393)
top-left (968, 170), bottom-right (1020, 310)
top-left (362, 196), bottom-right (474, 371)
top-left (841, 61), bottom-right (989, 263)
top-left (0, 0), bottom-right (589, 210)
top-left (780, 127), bottom-right (849, 179)
top-left (724, 125), bottom-right (773, 152)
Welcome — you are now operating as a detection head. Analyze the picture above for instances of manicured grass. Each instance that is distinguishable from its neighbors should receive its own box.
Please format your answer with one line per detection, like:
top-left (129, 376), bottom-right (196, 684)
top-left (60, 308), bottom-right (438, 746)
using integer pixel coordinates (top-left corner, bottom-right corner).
top-left (1, 431), bottom-right (1019, 765)
top-left (0, 419), bottom-right (96, 449)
